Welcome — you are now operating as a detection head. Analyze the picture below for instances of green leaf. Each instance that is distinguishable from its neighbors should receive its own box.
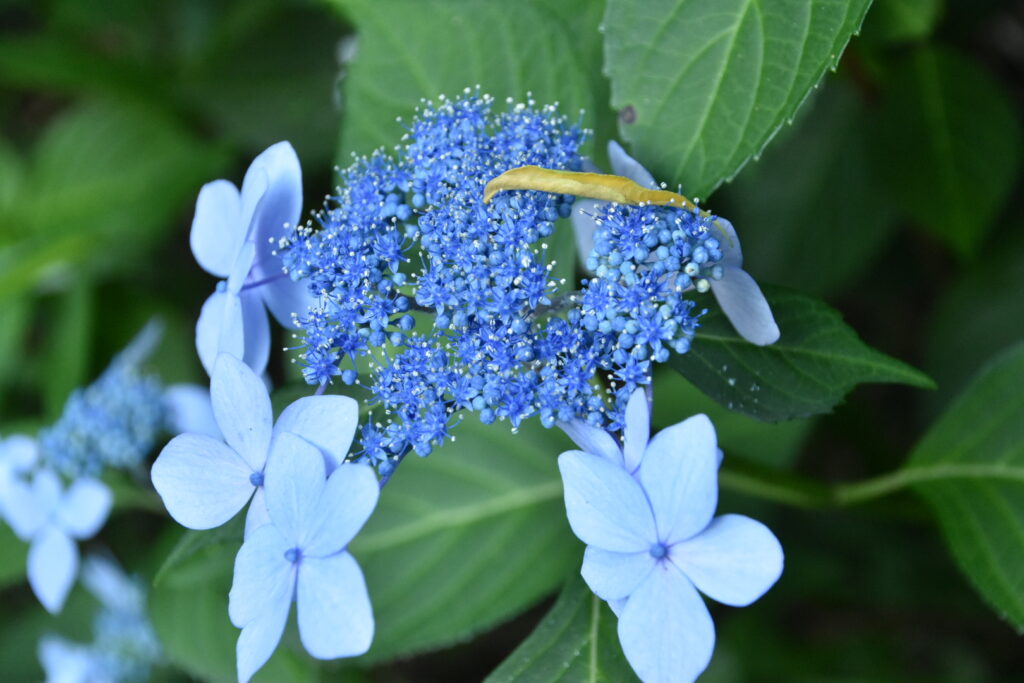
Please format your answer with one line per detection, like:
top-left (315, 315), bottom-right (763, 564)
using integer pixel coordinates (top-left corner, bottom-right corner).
top-left (924, 228), bottom-right (1024, 417)
top-left (150, 577), bottom-right (318, 683)
top-left (179, 3), bottom-right (344, 168)
top-left (861, 0), bottom-right (943, 43)
top-left (871, 46), bottom-right (1022, 256)
top-left (669, 288), bottom-right (934, 421)
top-left (652, 368), bottom-right (812, 469)
top-left (906, 343), bottom-right (1024, 629)
top-left (718, 81), bottom-right (897, 296)
top-left (351, 418), bottom-right (578, 662)
top-left (603, 0), bottom-right (872, 199)
top-left (0, 99), bottom-right (228, 298)
top-left (41, 283), bottom-right (94, 419)
top-left (330, 0), bottom-right (611, 162)
top-left (486, 576), bottom-right (638, 683)
top-left (0, 522), bottom-right (27, 590)
top-left (152, 514), bottom-right (245, 588)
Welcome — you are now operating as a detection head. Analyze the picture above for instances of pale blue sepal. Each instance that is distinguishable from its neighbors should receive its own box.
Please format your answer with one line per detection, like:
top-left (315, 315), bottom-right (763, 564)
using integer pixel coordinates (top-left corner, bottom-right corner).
top-left (297, 552), bottom-right (374, 659)
top-left (581, 546), bottom-right (655, 601)
top-left (670, 513), bottom-right (784, 607)
top-left (275, 396), bottom-right (360, 475)
top-left (557, 420), bottom-right (622, 466)
top-left (618, 562), bottom-right (715, 683)
top-left (639, 414), bottom-right (719, 545)
top-left (558, 450), bottom-right (655, 553)
top-left (28, 525), bottom-right (78, 614)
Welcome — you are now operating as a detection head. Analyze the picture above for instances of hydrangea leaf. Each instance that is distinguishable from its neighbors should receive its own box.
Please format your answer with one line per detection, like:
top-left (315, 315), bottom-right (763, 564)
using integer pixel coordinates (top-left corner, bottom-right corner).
top-left (149, 577), bottom-right (320, 683)
top-left (486, 575), bottom-right (639, 683)
top-left (717, 81), bottom-right (898, 297)
top-left (870, 46), bottom-right (1022, 257)
top-left (0, 100), bottom-right (228, 298)
top-left (905, 343), bottom-right (1024, 629)
top-left (923, 230), bottom-right (1024, 419)
top-left (603, 0), bottom-right (872, 199)
top-left (329, 0), bottom-right (610, 161)
top-left (350, 419), bottom-right (579, 662)
top-left (0, 522), bottom-right (27, 590)
top-left (861, 0), bottom-right (942, 43)
top-left (669, 288), bottom-right (934, 421)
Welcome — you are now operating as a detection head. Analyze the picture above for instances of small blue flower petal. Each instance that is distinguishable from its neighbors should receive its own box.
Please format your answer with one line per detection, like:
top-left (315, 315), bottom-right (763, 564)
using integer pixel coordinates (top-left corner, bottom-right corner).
top-left (302, 463), bottom-right (379, 558)
top-left (558, 450), bottom-right (656, 553)
top-left (211, 354), bottom-right (274, 472)
top-left (618, 561), bottom-right (715, 683)
top-left (28, 525), bottom-right (78, 614)
top-left (607, 140), bottom-right (658, 189)
top-left (235, 593), bottom-right (292, 683)
top-left (297, 552), bottom-right (374, 659)
top-left (638, 414), bottom-right (719, 545)
top-left (274, 396), bottom-right (360, 475)
top-left (708, 265), bottom-right (780, 346)
top-left (621, 388), bottom-right (649, 473)
top-left (229, 524), bottom-right (293, 629)
top-left (190, 179), bottom-right (245, 279)
top-left (581, 546), bottom-right (655, 601)
top-left (56, 478), bottom-right (111, 539)
top-left (558, 420), bottom-right (623, 467)
top-left (670, 513), bottom-right (784, 607)
top-left (263, 432), bottom-right (326, 544)
top-left (151, 433), bottom-right (255, 530)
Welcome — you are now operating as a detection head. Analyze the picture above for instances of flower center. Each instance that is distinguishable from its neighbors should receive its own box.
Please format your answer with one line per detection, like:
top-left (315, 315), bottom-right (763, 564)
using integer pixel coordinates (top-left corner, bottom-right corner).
top-left (284, 547), bottom-right (302, 563)
top-left (249, 471), bottom-right (264, 487)
top-left (649, 542), bottom-right (668, 560)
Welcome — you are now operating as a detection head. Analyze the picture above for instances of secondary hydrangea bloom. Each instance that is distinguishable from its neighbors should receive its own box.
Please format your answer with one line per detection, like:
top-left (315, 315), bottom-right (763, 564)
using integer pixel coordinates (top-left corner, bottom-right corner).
top-left (573, 141), bottom-right (780, 346)
top-left (38, 555), bottom-right (161, 683)
top-left (559, 409), bottom-right (783, 682)
top-left (152, 353), bottom-right (358, 536)
top-left (4, 469), bottom-right (112, 613)
top-left (192, 141), bottom-right (313, 376)
top-left (38, 322), bottom-right (164, 478)
top-left (228, 434), bottom-right (378, 682)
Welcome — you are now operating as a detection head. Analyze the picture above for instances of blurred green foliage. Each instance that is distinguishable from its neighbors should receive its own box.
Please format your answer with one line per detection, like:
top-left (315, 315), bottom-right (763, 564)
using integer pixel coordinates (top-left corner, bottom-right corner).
top-left (1, 0), bottom-right (1022, 681)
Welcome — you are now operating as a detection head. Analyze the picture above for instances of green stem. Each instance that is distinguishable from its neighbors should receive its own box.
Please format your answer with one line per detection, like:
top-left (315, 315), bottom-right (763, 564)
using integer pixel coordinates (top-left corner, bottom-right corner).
top-left (718, 460), bottom-right (1013, 510)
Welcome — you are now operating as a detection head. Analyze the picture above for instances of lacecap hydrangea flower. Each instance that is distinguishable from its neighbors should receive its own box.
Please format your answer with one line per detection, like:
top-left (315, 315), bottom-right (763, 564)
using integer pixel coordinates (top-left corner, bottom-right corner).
top-left (572, 141), bottom-right (780, 346)
top-left (192, 141), bottom-right (313, 376)
top-left (38, 321), bottom-right (165, 478)
top-left (279, 91), bottom-right (743, 477)
top-left (559, 390), bottom-right (783, 682)
top-left (152, 353), bottom-right (359, 537)
top-left (229, 433), bottom-right (378, 682)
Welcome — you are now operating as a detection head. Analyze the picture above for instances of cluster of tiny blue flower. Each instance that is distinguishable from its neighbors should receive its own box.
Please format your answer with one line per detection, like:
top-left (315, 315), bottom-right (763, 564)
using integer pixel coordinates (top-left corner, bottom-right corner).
top-left (280, 91), bottom-right (740, 472)
top-left (38, 323), bottom-right (165, 478)
top-left (38, 556), bottom-right (161, 682)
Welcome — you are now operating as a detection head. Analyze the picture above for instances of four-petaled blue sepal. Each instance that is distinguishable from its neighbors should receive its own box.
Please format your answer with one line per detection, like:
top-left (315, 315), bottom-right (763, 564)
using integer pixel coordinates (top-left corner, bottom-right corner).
top-left (191, 142), bottom-right (315, 376)
top-left (228, 435), bottom-right (379, 682)
top-left (558, 393), bottom-right (783, 683)
top-left (152, 353), bottom-right (360, 538)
